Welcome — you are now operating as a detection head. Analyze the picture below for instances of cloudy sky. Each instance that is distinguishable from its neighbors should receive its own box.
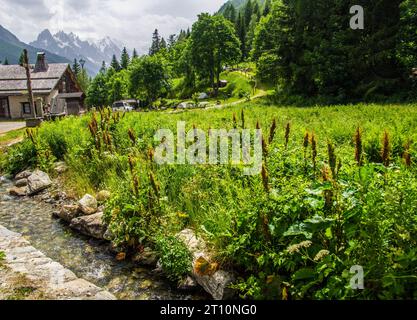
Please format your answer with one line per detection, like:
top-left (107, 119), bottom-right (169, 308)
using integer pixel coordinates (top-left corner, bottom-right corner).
top-left (0, 0), bottom-right (226, 52)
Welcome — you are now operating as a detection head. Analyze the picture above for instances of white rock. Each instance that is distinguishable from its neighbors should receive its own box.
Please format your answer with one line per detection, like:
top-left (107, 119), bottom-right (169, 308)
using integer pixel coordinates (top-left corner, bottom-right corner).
top-left (78, 194), bottom-right (98, 215)
top-left (27, 170), bottom-right (52, 195)
top-left (176, 229), bottom-right (236, 300)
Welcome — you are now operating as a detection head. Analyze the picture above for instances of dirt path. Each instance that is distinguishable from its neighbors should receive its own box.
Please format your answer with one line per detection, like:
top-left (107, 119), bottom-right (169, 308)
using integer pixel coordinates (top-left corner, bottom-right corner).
top-left (0, 122), bottom-right (26, 135)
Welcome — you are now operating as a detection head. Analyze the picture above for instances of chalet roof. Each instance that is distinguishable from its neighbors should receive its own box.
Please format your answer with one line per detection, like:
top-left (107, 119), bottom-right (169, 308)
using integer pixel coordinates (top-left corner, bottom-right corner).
top-left (0, 63), bottom-right (69, 96)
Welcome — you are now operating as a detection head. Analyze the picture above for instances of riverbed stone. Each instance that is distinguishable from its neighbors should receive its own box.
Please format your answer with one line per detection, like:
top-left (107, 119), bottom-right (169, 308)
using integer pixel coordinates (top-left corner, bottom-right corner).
top-left (96, 190), bottom-right (111, 202)
top-left (15, 178), bottom-right (28, 187)
top-left (27, 170), bottom-right (52, 196)
top-left (70, 212), bottom-right (106, 239)
top-left (53, 205), bottom-right (81, 223)
top-left (15, 170), bottom-right (32, 180)
top-left (8, 186), bottom-right (27, 197)
top-left (78, 194), bottom-right (98, 215)
top-left (176, 229), bottom-right (236, 300)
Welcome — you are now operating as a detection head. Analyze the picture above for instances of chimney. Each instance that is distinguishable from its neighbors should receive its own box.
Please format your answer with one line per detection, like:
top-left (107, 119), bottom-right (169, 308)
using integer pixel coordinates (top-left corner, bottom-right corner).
top-left (34, 52), bottom-right (49, 72)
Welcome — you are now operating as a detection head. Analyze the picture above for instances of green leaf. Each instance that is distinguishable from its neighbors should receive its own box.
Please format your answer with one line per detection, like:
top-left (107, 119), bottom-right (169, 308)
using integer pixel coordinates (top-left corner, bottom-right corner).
top-left (292, 268), bottom-right (316, 281)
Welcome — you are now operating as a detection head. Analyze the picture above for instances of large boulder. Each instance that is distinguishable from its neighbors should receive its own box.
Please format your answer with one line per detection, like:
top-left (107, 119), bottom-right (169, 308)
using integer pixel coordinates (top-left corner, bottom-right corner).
top-left (176, 229), bottom-right (236, 300)
top-left (53, 205), bottom-right (80, 223)
top-left (78, 194), bottom-right (98, 215)
top-left (70, 212), bottom-right (106, 239)
top-left (27, 170), bottom-right (52, 195)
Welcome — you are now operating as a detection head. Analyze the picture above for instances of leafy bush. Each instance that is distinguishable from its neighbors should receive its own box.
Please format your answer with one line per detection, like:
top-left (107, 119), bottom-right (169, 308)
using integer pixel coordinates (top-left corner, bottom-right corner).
top-left (156, 235), bottom-right (193, 282)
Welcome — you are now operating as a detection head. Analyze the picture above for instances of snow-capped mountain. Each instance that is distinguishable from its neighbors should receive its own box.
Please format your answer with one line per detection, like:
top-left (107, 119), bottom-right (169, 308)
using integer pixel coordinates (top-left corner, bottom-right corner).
top-left (30, 30), bottom-right (122, 75)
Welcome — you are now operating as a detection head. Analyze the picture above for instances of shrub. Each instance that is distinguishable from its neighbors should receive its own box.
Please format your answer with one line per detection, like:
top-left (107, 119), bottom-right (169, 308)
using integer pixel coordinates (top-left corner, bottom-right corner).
top-left (156, 235), bottom-right (193, 283)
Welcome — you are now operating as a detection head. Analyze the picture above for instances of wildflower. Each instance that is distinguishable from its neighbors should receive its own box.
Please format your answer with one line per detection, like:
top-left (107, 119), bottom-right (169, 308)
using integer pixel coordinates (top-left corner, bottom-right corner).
top-left (381, 130), bottom-right (391, 167)
top-left (314, 250), bottom-right (330, 262)
top-left (311, 133), bottom-right (317, 172)
top-left (285, 122), bottom-right (291, 149)
top-left (261, 163), bottom-right (269, 192)
top-left (354, 127), bottom-right (363, 166)
top-left (269, 118), bottom-right (277, 144)
top-left (287, 241), bottom-right (313, 254)
top-left (128, 128), bottom-right (136, 145)
top-left (327, 140), bottom-right (337, 178)
top-left (403, 139), bottom-right (412, 167)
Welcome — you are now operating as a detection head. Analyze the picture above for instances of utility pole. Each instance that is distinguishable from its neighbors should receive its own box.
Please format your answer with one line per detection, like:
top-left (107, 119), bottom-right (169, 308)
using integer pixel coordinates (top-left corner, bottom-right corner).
top-left (22, 49), bottom-right (36, 118)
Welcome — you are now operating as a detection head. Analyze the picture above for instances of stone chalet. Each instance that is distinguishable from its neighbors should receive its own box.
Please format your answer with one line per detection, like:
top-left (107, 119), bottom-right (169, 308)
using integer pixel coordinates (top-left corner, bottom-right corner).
top-left (0, 52), bottom-right (85, 120)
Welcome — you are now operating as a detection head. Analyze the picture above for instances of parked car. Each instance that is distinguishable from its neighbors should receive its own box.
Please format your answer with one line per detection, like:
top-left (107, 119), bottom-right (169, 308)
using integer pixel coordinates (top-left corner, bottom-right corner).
top-left (112, 100), bottom-right (138, 112)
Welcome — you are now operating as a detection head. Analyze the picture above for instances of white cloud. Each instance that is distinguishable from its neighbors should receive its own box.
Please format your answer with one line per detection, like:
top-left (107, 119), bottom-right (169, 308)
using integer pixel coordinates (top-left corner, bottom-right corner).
top-left (0, 0), bottom-right (226, 53)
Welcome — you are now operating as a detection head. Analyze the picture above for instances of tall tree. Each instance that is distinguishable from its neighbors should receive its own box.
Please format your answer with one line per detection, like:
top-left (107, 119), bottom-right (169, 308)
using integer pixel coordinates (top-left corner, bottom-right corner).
top-left (189, 13), bottom-right (241, 95)
top-left (263, 0), bottom-right (272, 16)
top-left (100, 61), bottom-right (107, 73)
top-left (19, 52), bottom-right (25, 66)
top-left (120, 47), bottom-right (130, 69)
top-left (168, 34), bottom-right (177, 48)
top-left (236, 12), bottom-right (247, 60)
top-left (86, 72), bottom-right (108, 107)
top-left (244, 0), bottom-right (253, 28)
top-left (3, 57), bottom-right (9, 65)
top-left (110, 54), bottom-right (121, 71)
top-left (160, 37), bottom-right (167, 50)
top-left (72, 58), bottom-right (81, 77)
top-left (129, 55), bottom-right (171, 105)
top-left (149, 29), bottom-right (161, 55)
top-left (132, 48), bottom-right (138, 59)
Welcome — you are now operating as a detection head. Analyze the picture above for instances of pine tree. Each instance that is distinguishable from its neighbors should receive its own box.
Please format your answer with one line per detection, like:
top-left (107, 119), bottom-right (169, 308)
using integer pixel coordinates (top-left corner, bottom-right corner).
top-left (236, 12), bottom-right (246, 60)
top-left (229, 4), bottom-right (237, 23)
top-left (263, 0), bottom-right (271, 16)
top-left (244, 0), bottom-right (253, 28)
top-left (132, 48), bottom-right (138, 59)
top-left (100, 61), bottom-right (107, 73)
top-left (168, 34), bottom-right (177, 48)
top-left (160, 37), bottom-right (167, 50)
top-left (120, 47), bottom-right (130, 69)
top-left (253, 1), bottom-right (261, 21)
top-left (72, 58), bottom-right (81, 77)
top-left (19, 51), bottom-right (25, 66)
top-left (149, 29), bottom-right (161, 55)
top-left (110, 54), bottom-right (121, 71)
top-left (3, 57), bottom-right (9, 65)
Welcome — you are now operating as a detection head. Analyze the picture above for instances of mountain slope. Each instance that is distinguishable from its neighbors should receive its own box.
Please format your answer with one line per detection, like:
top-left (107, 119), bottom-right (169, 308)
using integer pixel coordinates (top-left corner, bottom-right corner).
top-left (0, 25), bottom-right (70, 65)
top-left (218, 0), bottom-right (266, 14)
top-left (30, 30), bottom-right (121, 75)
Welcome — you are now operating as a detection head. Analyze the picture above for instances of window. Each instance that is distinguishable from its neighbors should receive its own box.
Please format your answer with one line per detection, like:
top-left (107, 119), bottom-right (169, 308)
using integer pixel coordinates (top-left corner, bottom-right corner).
top-left (22, 102), bottom-right (31, 114)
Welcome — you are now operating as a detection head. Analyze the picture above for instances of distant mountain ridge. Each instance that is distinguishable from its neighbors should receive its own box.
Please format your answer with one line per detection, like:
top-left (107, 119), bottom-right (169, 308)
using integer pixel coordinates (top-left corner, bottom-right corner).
top-left (0, 25), bottom-right (70, 66)
top-left (30, 29), bottom-right (122, 75)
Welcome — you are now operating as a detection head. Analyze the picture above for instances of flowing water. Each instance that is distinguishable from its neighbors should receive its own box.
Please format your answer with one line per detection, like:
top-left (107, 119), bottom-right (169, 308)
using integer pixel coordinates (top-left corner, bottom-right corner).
top-left (0, 177), bottom-right (206, 300)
